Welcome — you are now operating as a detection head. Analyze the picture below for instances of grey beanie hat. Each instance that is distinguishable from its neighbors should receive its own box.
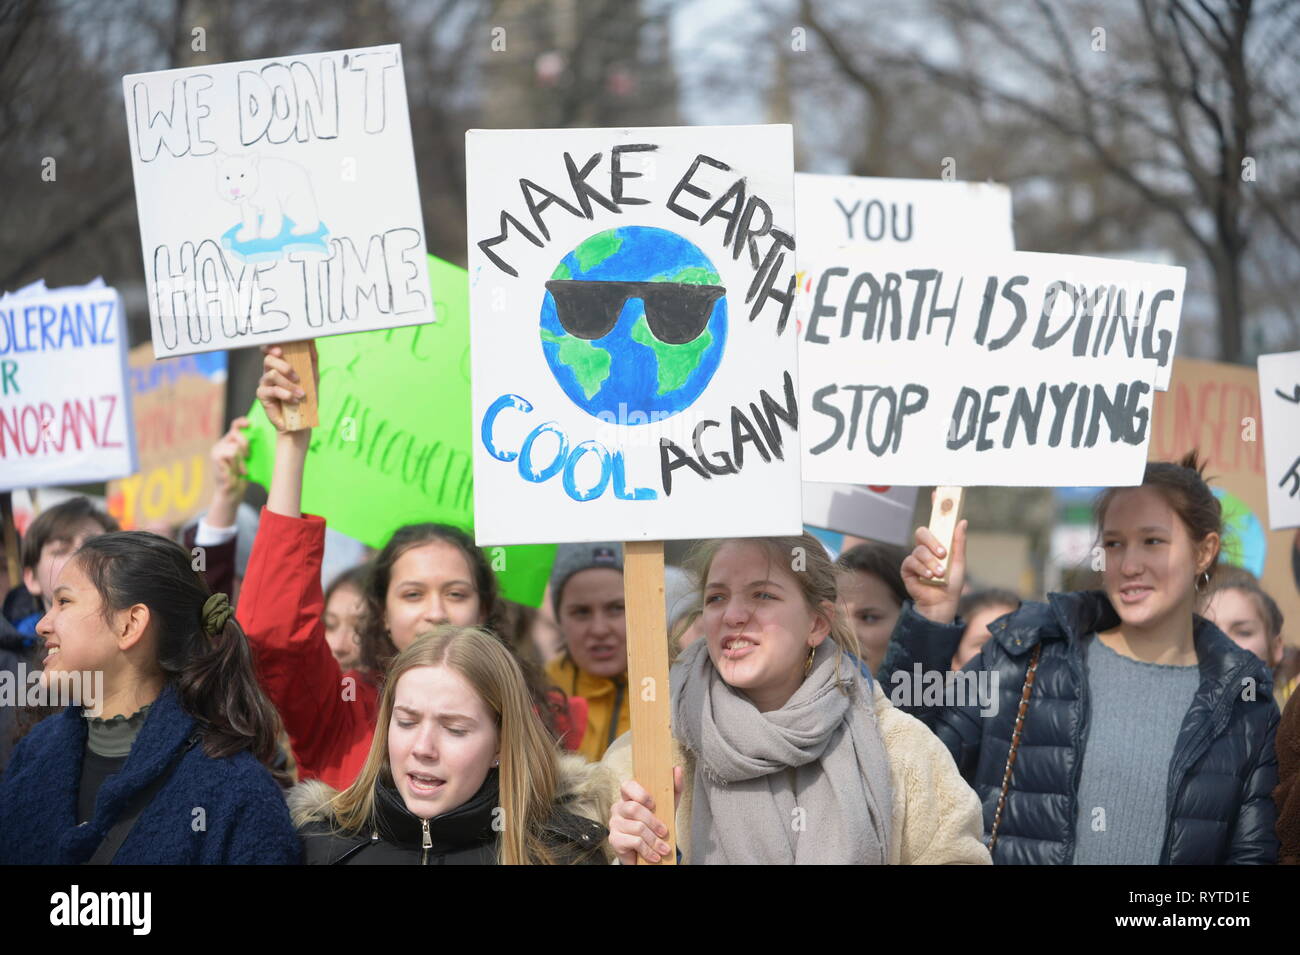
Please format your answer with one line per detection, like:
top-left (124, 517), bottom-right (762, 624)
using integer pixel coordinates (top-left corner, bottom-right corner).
top-left (550, 541), bottom-right (624, 616)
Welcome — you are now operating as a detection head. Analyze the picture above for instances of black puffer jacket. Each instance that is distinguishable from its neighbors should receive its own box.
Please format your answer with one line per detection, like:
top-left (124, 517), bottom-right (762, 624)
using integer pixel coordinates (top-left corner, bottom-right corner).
top-left (879, 591), bottom-right (1280, 864)
top-left (292, 761), bottom-right (610, 865)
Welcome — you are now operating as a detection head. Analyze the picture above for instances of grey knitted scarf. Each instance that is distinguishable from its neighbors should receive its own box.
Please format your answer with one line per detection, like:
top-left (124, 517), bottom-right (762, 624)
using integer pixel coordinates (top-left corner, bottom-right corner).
top-left (671, 638), bottom-right (893, 865)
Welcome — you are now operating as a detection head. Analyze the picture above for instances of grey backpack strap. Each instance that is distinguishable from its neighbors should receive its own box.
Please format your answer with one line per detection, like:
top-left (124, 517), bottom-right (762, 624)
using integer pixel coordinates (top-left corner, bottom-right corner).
top-left (86, 731), bottom-right (201, 865)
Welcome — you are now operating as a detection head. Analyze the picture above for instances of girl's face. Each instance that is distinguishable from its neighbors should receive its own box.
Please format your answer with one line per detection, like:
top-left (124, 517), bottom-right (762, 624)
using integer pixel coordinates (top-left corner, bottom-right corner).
top-left (1204, 588), bottom-right (1281, 667)
top-left (837, 569), bottom-right (901, 674)
top-left (953, 603), bottom-right (1017, 670)
top-left (1100, 486), bottom-right (1217, 631)
top-left (387, 665), bottom-right (500, 820)
top-left (324, 583), bottom-right (364, 671)
top-left (384, 541), bottom-right (484, 652)
top-left (37, 559), bottom-right (127, 685)
top-left (700, 541), bottom-right (829, 713)
top-left (558, 568), bottom-right (627, 680)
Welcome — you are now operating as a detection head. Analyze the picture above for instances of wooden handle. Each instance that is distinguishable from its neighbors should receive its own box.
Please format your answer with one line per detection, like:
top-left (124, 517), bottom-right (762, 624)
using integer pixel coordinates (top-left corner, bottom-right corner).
top-left (1, 492), bottom-right (19, 589)
top-left (280, 340), bottom-right (319, 431)
top-left (925, 486), bottom-right (965, 586)
top-left (623, 539), bottom-right (676, 865)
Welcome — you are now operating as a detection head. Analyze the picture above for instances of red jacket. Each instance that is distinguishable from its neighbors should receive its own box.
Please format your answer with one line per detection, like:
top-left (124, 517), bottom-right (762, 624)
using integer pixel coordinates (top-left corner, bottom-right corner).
top-left (238, 508), bottom-right (378, 790)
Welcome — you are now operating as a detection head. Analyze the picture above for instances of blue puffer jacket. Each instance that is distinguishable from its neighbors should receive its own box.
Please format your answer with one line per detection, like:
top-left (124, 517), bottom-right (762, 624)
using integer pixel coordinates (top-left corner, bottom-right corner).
top-left (0, 684), bottom-right (301, 864)
top-left (879, 591), bottom-right (1280, 865)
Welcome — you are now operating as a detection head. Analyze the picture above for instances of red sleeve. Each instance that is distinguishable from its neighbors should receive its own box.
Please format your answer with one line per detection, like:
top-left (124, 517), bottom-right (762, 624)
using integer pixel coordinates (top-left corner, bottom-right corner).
top-left (236, 507), bottom-right (371, 782)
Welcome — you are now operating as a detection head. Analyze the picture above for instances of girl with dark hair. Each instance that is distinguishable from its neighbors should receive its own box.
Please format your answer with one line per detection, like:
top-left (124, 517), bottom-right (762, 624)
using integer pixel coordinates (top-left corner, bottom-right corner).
top-left (323, 563), bottom-right (369, 673)
top-left (0, 532), bottom-right (299, 864)
top-left (240, 345), bottom-right (560, 791)
top-left (881, 452), bottom-right (1280, 864)
top-left (835, 541), bottom-right (909, 675)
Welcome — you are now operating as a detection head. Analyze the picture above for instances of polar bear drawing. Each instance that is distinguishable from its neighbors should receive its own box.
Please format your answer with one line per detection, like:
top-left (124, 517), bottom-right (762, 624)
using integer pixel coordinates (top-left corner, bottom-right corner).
top-left (215, 152), bottom-right (321, 241)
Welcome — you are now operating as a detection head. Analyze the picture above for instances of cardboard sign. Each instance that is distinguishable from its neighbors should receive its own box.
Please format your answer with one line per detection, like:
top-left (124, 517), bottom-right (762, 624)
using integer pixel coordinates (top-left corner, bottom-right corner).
top-left (1148, 356), bottom-right (1299, 643)
top-left (243, 255), bottom-right (556, 607)
top-left (466, 125), bottom-right (802, 545)
top-left (0, 280), bottom-right (136, 491)
top-left (106, 346), bottom-right (227, 530)
top-left (123, 45), bottom-right (435, 357)
top-left (794, 173), bottom-right (1014, 255)
top-left (799, 250), bottom-right (1187, 487)
top-left (1258, 350), bottom-right (1300, 530)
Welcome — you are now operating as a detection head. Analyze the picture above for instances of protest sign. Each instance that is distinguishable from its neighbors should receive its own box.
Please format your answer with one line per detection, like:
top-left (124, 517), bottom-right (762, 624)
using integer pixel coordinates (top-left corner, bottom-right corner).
top-left (123, 45), bottom-right (436, 359)
top-left (107, 346), bottom-right (226, 530)
top-left (243, 255), bottom-right (555, 607)
top-left (1149, 356), bottom-right (1300, 645)
top-left (1257, 350), bottom-right (1300, 531)
top-left (796, 174), bottom-right (1013, 543)
top-left (467, 125), bottom-right (802, 546)
top-left (0, 280), bottom-right (136, 491)
top-left (468, 123), bottom-right (801, 862)
top-left (799, 250), bottom-right (1184, 488)
top-left (794, 173), bottom-right (1014, 255)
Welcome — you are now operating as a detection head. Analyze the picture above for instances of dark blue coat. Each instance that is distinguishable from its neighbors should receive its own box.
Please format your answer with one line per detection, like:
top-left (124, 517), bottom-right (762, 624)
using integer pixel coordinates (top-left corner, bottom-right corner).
top-left (879, 591), bottom-right (1280, 865)
top-left (0, 684), bottom-right (300, 864)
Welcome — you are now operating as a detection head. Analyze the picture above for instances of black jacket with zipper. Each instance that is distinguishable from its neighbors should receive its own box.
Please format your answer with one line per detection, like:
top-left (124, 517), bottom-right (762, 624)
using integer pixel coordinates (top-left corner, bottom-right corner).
top-left (878, 591), bottom-right (1280, 865)
top-left (296, 769), bottom-right (608, 865)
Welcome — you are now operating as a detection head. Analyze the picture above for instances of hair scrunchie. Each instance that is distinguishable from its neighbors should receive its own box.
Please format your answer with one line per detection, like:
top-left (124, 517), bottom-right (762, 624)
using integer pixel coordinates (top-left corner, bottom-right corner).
top-left (202, 592), bottom-right (234, 636)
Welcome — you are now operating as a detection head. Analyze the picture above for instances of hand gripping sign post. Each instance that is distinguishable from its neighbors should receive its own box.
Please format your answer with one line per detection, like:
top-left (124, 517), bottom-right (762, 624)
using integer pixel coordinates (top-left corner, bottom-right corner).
top-left (123, 44), bottom-right (437, 427)
top-left (468, 125), bottom-right (803, 863)
top-left (799, 248), bottom-right (1187, 573)
top-left (795, 173), bottom-right (1015, 549)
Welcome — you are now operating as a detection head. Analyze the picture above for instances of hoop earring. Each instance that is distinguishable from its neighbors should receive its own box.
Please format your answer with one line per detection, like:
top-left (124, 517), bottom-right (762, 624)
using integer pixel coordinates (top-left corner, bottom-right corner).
top-left (1194, 570), bottom-right (1211, 594)
top-left (803, 644), bottom-right (816, 677)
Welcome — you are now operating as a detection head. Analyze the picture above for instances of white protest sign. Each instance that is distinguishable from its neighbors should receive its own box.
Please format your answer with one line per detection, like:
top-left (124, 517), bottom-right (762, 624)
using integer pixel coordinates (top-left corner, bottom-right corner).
top-left (1258, 350), bottom-right (1300, 530)
top-left (794, 173), bottom-right (1014, 255)
top-left (796, 174), bottom-right (1013, 539)
top-left (0, 281), bottom-right (136, 490)
top-left (123, 45), bottom-right (434, 357)
top-left (801, 482), bottom-right (917, 546)
top-left (467, 125), bottom-right (802, 545)
top-left (799, 249), bottom-right (1183, 487)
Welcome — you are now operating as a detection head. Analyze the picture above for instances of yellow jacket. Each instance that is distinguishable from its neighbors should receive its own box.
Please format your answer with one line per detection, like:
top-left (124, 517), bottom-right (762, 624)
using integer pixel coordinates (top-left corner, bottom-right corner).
top-left (546, 654), bottom-right (631, 763)
top-left (601, 681), bottom-right (991, 864)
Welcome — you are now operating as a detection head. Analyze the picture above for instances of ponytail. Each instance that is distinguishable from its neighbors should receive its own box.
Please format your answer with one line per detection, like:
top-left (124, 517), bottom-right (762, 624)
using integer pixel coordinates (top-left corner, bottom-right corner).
top-left (75, 532), bottom-right (284, 776)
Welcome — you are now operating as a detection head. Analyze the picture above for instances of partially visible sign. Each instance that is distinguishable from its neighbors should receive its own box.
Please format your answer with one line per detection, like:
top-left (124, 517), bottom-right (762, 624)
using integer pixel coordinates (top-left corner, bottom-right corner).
top-left (0, 280), bottom-right (136, 491)
top-left (107, 346), bottom-right (227, 530)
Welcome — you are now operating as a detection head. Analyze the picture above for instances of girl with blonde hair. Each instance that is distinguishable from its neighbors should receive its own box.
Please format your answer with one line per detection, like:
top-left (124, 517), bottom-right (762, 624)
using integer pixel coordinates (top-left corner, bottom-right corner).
top-left (605, 533), bottom-right (988, 865)
top-left (292, 626), bottom-right (612, 864)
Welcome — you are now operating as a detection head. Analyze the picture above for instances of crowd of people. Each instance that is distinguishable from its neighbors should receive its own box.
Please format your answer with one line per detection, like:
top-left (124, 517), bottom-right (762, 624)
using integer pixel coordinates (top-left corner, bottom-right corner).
top-left (2, 341), bottom-right (1298, 865)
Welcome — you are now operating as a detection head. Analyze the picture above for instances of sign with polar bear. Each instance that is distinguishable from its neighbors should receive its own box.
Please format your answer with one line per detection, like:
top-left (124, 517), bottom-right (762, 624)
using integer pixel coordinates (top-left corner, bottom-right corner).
top-left (467, 125), bottom-right (802, 545)
top-left (123, 45), bottom-right (435, 357)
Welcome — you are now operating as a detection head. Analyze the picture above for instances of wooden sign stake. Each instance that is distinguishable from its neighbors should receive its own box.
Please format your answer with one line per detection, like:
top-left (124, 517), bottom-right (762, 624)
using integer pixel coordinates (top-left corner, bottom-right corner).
top-left (623, 539), bottom-right (676, 865)
top-left (1, 492), bottom-right (19, 589)
top-left (925, 486), bottom-right (965, 585)
top-left (280, 340), bottom-right (320, 431)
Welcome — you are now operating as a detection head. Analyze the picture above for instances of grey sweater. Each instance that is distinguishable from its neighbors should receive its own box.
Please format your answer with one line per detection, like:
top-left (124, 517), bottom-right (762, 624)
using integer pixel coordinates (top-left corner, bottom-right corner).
top-left (1072, 636), bottom-right (1201, 865)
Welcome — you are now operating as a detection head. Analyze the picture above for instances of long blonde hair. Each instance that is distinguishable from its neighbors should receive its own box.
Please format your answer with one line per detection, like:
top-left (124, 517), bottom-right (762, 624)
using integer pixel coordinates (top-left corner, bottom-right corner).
top-left (684, 533), bottom-right (862, 688)
top-left (326, 626), bottom-right (563, 865)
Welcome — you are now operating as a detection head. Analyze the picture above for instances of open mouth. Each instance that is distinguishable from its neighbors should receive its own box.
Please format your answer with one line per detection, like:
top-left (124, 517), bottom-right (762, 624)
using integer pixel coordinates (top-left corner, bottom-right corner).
top-left (721, 635), bottom-right (757, 659)
top-left (407, 772), bottom-right (446, 796)
top-left (1118, 584), bottom-right (1153, 604)
top-left (586, 645), bottom-right (619, 662)
top-left (43, 646), bottom-right (60, 665)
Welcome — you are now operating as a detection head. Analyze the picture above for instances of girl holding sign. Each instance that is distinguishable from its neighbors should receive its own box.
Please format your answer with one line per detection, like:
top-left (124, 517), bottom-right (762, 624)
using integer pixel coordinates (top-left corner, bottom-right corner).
top-left (884, 453), bottom-right (1280, 864)
top-left (0, 532), bottom-right (299, 863)
top-left (604, 533), bottom-right (989, 865)
top-left (291, 626), bottom-right (610, 864)
top-left (241, 345), bottom-right (560, 790)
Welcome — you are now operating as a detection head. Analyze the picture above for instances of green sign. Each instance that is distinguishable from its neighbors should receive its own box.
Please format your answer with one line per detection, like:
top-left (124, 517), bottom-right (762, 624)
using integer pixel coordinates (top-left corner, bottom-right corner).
top-left (245, 254), bottom-right (556, 606)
